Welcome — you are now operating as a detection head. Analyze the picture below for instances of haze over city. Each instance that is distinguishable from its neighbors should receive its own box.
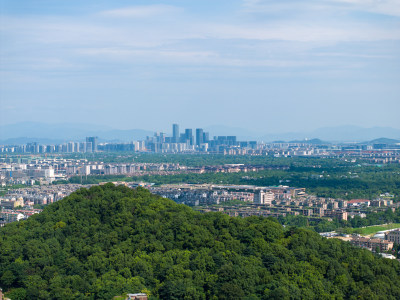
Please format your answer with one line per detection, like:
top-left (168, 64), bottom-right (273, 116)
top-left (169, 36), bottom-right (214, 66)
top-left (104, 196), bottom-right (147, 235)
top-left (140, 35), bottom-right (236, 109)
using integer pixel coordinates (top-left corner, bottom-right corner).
top-left (1, 0), bottom-right (399, 134)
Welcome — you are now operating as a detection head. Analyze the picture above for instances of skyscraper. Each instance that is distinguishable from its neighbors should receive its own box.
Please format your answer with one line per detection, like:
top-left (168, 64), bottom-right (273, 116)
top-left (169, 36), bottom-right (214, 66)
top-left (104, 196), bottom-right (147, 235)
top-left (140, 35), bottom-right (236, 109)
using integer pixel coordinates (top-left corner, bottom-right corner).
top-left (86, 137), bottom-right (98, 152)
top-left (172, 124), bottom-right (179, 143)
top-left (203, 132), bottom-right (209, 143)
top-left (185, 128), bottom-right (193, 145)
top-left (67, 141), bottom-right (75, 153)
top-left (196, 128), bottom-right (204, 146)
top-left (85, 142), bottom-right (92, 153)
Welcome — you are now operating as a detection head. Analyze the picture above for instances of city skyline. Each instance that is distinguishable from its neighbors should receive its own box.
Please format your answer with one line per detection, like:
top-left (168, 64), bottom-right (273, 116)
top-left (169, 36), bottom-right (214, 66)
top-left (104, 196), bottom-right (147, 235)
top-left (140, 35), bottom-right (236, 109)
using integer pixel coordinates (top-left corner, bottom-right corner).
top-left (1, 121), bottom-right (400, 144)
top-left (1, 0), bottom-right (399, 132)
top-left (2, 122), bottom-right (400, 156)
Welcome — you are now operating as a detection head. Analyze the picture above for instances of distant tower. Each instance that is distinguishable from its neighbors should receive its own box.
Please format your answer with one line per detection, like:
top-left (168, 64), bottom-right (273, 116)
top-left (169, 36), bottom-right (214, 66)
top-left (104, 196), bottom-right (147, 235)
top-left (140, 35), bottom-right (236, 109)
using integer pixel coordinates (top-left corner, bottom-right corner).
top-left (203, 132), bottom-right (209, 143)
top-left (86, 137), bottom-right (98, 152)
top-left (185, 128), bottom-right (193, 145)
top-left (172, 124), bottom-right (179, 143)
top-left (67, 141), bottom-right (75, 153)
top-left (196, 128), bottom-right (204, 146)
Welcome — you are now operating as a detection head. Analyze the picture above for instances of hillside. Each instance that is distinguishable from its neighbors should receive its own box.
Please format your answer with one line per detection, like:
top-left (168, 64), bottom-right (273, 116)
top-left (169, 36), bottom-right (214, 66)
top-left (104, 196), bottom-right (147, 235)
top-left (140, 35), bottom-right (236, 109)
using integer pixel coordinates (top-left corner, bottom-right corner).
top-left (367, 138), bottom-right (400, 145)
top-left (1, 184), bottom-right (400, 299)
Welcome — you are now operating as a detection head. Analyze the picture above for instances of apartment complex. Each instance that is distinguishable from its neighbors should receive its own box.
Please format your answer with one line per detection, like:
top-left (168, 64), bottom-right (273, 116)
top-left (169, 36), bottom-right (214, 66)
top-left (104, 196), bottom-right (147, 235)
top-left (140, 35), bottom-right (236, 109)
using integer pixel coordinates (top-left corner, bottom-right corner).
top-left (385, 229), bottom-right (400, 244)
top-left (350, 236), bottom-right (394, 252)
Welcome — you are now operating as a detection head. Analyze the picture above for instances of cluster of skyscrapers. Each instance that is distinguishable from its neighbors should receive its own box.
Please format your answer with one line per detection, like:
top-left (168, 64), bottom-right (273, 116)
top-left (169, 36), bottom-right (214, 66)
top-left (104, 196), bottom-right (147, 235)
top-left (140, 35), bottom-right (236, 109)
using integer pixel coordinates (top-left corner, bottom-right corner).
top-left (144, 124), bottom-right (255, 153)
top-left (151, 124), bottom-right (210, 146)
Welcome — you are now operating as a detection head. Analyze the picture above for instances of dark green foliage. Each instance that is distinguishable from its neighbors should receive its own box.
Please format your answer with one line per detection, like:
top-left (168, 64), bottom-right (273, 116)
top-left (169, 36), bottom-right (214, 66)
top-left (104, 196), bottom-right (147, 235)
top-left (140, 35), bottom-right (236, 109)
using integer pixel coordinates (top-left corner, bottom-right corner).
top-left (1, 184), bottom-right (400, 299)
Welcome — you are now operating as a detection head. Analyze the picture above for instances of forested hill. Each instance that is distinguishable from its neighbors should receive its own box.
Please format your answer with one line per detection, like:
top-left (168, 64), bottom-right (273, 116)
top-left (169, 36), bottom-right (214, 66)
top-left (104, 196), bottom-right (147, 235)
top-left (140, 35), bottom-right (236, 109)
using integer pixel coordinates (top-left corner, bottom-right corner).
top-left (1, 185), bottom-right (400, 299)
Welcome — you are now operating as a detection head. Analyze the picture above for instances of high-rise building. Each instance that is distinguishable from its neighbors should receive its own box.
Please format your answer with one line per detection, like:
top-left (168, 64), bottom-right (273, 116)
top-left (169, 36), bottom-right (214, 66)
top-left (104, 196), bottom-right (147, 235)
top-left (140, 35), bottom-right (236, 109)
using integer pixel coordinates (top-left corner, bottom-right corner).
top-left (67, 142), bottom-right (75, 153)
top-left (196, 128), bottom-right (204, 146)
top-left (85, 142), bottom-right (93, 153)
top-left (172, 124), bottom-right (179, 143)
top-left (203, 132), bottom-right (209, 143)
top-left (227, 136), bottom-right (237, 145)
top-left (86, 137), bottom-right (98, 152)
top-left (185, 129), bottom-right (193, 145)
top-left (80, 142), bottom-right (87, 153)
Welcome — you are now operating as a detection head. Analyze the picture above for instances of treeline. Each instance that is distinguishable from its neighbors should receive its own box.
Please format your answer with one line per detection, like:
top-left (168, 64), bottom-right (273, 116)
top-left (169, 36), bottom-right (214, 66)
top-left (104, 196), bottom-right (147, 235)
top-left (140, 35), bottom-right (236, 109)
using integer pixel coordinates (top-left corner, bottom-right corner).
top-left (1, 184), bottom-right (400, 299)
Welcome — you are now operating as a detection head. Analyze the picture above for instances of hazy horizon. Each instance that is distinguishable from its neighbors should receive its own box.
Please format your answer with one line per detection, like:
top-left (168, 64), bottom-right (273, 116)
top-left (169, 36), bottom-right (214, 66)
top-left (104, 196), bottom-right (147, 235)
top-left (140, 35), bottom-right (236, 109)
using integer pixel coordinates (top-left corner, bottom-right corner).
top-left (1, 0), bottom-right (399, 132)
top-left (2, 120), bottom-right (400, 134)
top-left (1, 121), bottom-right (400, 143)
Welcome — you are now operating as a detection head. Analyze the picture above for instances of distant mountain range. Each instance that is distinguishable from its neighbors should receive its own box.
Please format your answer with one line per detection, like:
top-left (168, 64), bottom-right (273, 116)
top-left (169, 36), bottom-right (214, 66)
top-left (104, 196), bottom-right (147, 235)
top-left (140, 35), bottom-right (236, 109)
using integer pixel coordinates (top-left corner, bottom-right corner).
top-left (203, 125), bottom-right (263, 141)
top-left (259, 126), bottom-right (400, 143)
top-left (0, 122), bottom-right (399, 144)
top-left (0, 122), bottom-right (153, 145)
top-left (203, 125), bottom-right (400, 143)
top-left (364, 138), bottom-right (400, 145)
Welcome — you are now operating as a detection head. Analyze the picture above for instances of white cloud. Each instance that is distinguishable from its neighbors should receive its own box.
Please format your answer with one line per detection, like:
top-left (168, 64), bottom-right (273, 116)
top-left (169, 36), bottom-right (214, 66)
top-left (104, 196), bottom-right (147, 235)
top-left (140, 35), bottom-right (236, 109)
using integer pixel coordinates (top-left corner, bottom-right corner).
top-left (332, 0), bottom-right (400, 17)
top-left (243, 0), bottom-right (400, 17)
top-left (99, 5), bottom-right (183, 18)
top-left (314, 52), bottom-right (392, 59)
top-left (77, 47), bottom-right (217, 61)
top-left (199, 23), bottom-right (400, 42)
top-left (1, 2), bottom-right (399, 77)
top-left (75, 46), bottom-right (337, 69)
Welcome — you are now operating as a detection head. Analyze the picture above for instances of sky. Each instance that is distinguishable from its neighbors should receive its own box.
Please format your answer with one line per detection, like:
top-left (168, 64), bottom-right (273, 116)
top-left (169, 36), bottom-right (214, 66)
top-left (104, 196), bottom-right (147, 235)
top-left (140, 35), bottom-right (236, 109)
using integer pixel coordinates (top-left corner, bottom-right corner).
top-left (0, 0), bottom-right (399, 134)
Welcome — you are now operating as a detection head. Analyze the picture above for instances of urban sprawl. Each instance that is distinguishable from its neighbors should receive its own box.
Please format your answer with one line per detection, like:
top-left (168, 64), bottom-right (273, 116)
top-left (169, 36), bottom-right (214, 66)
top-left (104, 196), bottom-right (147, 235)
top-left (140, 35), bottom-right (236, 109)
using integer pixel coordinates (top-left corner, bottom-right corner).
top-left (1, 124), bottom-right (400, 258)
top-left (1, 124), bottom-right (400, 164)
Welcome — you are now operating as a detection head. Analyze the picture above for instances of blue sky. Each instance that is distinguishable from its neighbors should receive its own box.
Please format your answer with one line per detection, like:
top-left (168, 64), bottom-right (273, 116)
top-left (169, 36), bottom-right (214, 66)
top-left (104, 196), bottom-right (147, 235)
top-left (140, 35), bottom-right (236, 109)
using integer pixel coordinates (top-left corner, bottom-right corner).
top-left (1, 0), bottom-right (399, 133)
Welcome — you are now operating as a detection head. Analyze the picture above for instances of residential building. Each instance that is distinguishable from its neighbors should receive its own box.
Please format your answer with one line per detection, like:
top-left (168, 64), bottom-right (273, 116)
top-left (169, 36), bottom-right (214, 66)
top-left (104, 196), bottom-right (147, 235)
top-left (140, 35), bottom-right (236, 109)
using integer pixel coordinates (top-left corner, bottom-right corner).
top-left (254, 191), bottom-right (274, 205)
top-left (385, 229), bottom-right (400, 244)
top-left (351, 236), bottom-right (393, 252)
top-left (86, 136), bottom-right (98, 152)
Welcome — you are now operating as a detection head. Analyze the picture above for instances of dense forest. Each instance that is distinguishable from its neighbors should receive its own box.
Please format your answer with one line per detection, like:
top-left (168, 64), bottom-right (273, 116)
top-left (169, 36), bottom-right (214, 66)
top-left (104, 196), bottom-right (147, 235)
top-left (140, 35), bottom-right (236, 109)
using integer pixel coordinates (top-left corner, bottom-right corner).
top-left (1, 184), bottom-right (400, 299)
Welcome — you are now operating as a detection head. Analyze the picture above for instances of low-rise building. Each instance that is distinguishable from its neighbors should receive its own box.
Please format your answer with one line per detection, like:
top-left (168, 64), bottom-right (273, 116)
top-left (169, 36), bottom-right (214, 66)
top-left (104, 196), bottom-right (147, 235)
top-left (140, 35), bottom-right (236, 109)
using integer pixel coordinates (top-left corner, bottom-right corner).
top-left (126, 294), bottom-right (148, 300)
top-left (347, 199), bottom-right (370, 207)
top-left (254, 191), bottom-right (274, 205)
top-left (325, 210), bottom-right (348, 221)
top-left (385, 229), bottom-right (400, 245)
top-left (351, 236), bottom-right (393, 252)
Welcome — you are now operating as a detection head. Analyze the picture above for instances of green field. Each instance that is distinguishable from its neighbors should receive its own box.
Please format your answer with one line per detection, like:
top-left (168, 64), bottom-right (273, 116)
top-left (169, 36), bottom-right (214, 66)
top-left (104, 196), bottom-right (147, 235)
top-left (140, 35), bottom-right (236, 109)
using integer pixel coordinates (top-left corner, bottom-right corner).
top-left (355, 223), bottom-right (400, 235)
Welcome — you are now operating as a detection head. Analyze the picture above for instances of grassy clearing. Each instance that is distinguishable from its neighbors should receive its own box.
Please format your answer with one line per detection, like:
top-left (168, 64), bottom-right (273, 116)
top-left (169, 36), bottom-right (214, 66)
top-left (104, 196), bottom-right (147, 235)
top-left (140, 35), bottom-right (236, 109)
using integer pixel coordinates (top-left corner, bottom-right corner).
top-left (355, 223), bottom-right (400, 236)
